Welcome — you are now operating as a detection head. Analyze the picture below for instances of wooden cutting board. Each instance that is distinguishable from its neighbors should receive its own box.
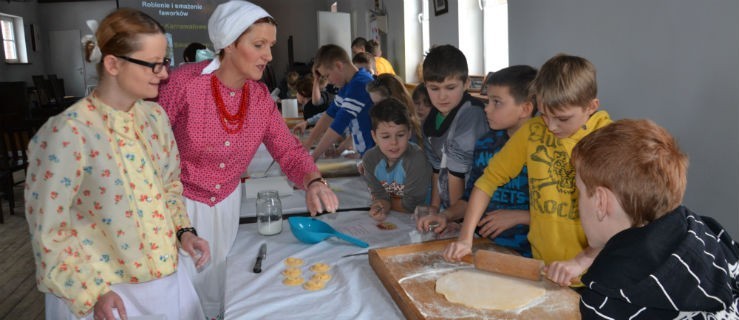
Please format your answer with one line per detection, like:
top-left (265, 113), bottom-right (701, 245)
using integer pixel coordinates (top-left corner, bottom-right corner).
top-left (369, 238), bottom-right (581, 320)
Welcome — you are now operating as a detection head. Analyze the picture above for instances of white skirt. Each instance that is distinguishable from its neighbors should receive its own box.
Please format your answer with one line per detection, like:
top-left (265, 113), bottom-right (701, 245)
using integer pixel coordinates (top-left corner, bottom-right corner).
top-left (45, 257), bottom-right (203, 320)
top-left (180, 187), bottom-right (242, 320)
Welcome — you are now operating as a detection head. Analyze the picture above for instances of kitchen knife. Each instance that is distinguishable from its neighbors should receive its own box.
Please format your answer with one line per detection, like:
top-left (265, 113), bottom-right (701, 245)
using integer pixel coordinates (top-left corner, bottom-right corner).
top-left (253, 243), bottom-right (267, 273)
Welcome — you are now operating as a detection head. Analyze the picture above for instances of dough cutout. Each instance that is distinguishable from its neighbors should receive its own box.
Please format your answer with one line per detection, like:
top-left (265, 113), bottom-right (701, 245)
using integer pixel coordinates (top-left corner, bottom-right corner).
top-left (281, 268), bottom-right (302, 278)
top-left (436, 269), bottom-right (546, 310)
top-left (309, 263), bottom-right (331, 273)
top-left (377, 221), bottom-right (397, 230)
top-left (310, 273), bottom-right (332, 283)
top-left (303, 279), bottom-right (326, 291)
top-left (282, 276), bottom-right (305, 286)
top-left (284, 257), bottom-right (304, 267)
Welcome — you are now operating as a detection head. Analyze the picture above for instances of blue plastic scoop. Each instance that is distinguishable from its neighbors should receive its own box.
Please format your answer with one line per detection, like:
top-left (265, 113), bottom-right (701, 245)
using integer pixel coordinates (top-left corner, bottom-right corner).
top-left (288, 217), bottom-right (369, 248)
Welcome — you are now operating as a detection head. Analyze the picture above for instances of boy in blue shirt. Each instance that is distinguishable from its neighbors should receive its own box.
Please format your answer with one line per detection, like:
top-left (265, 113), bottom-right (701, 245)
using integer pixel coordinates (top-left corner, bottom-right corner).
top-left (421, 45), bottom-right (489, 210)
top-left (418, 65), bottom-right (537, 256)
top-left (305, 44), bottom-right (374, 160)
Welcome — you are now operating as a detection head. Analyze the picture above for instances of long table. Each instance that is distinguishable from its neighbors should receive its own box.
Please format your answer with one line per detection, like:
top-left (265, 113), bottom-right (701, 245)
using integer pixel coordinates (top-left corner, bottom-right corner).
top-left (240, 144), bottom-right (370, 222)
top-left (239, 176), bottom-right (371, 220)
top-left (224, 211), bottom-right (434, 319)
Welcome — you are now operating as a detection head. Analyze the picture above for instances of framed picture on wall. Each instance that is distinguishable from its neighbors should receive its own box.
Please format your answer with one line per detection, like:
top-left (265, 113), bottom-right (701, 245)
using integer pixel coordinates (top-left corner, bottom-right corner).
top-left (434, 0), bottom-right (448, 16)
top-left (479, 71), bottom-right (494, 96)
top-left (468, 75), bottom-right (484, 93)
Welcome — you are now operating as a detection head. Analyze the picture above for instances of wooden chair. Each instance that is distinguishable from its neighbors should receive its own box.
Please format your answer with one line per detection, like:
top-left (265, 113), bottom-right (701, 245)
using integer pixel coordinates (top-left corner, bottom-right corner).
top-left (47, 74), bottom-right (79, 108)
top-left (0, 120), bottom-right (34, 219)
top-left (0, 132), bottom-right (14, 223)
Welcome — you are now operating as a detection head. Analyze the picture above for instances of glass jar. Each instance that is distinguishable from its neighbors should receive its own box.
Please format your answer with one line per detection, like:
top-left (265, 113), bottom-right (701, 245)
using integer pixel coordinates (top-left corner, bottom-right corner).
top-left (256, 190), bottom-right (283, 235)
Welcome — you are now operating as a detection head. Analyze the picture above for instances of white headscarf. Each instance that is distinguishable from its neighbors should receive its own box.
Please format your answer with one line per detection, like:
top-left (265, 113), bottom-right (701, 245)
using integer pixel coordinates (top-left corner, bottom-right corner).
top-left (202, 0), bottom-right (272, 74)
top-left (80, 20), bottom-right (102, 63)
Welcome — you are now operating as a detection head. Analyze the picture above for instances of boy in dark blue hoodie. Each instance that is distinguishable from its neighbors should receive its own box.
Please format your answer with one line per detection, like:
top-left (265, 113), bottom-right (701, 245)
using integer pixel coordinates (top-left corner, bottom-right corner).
top-left (572, 119), bottom-right (739, 319)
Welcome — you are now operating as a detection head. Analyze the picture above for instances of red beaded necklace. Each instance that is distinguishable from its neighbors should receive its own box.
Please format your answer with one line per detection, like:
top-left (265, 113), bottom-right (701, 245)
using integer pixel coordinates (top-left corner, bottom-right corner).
top-left (211, 74), bottom-right (248, 134)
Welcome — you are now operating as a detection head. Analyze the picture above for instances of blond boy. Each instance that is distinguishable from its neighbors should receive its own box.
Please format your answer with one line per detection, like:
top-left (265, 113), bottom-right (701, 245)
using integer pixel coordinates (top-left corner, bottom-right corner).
top-left (443, 54), bottom-right (613, 287)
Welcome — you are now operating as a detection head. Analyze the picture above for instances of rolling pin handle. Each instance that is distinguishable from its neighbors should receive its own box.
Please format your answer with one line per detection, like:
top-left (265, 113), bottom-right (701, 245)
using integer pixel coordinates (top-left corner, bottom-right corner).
top-left (460, 254), bottom-right (474, 264)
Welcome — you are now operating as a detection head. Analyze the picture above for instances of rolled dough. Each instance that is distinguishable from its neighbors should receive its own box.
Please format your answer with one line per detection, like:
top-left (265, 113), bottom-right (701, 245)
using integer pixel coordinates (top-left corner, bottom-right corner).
top-left (435, 269), bottom-right (546, 310)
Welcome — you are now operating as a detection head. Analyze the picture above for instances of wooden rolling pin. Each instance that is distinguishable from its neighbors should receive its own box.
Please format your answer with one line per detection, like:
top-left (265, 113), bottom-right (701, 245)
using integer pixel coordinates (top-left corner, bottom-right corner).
top-left (461, 249), bottom-right (545, 281)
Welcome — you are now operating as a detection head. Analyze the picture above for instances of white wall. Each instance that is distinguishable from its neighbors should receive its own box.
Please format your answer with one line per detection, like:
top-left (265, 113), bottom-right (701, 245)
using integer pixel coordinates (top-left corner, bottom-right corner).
top-left (457, 0), bottom-right (482, 75)
top-left (428, 0), bottom-right (458, 48)
top-left (509, 0), bottom-right (739, 237)
top-left (37, 0), bottom-right (116, 91)
top-left (403, 0), bottom-right (423, 83)
top-left (250, 0), bottom-right (326, 82)
top-left (337, 0), bottom-right (407, 80)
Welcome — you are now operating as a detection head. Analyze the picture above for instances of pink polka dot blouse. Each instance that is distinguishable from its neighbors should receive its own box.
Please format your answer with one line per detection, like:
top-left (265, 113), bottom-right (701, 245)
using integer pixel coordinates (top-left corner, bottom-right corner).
top-left (158, 61), bottom-right (317, 206)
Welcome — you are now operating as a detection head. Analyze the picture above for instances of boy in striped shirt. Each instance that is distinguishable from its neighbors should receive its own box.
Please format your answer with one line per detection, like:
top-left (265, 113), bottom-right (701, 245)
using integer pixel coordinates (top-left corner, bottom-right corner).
top-left (572, 119), bottom-right (739, 319)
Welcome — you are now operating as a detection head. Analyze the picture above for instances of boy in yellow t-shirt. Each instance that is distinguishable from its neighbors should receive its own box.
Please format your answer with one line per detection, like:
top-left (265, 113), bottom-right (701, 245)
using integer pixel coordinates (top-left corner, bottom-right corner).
top-left (443, 54), bottom-right (613, 287)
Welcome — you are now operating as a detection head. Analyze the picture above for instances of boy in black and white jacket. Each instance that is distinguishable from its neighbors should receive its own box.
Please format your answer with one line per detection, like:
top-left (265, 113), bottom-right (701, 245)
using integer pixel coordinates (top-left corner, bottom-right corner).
top-left (571, 119), bottom-right (739, 319)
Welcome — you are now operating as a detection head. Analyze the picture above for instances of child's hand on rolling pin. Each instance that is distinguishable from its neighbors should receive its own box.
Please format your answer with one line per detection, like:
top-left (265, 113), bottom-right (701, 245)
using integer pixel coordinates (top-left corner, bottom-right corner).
top-left (442, 239), bottom-right (472, 262)
top-left (543, 259), bottom-right (584, 287)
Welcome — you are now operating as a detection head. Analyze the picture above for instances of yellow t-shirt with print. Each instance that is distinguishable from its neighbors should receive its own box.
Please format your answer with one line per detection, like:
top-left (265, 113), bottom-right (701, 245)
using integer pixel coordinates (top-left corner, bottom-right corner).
top-left (475, 111), bottom-right (612, 264)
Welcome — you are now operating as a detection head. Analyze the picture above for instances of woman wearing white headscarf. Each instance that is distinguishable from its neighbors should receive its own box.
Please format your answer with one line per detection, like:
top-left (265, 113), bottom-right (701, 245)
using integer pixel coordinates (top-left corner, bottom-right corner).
top-left (157, 1), bottom-right (338, 318)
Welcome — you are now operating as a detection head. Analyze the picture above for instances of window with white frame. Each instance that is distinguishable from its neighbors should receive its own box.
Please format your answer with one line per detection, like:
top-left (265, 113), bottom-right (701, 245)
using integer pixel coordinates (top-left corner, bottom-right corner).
top-left (483, 0), bottom-right (508, 73)
top-left (418, 0), bottom-right (507, 76)
top-left (1, 13), bottom-right (28, 64)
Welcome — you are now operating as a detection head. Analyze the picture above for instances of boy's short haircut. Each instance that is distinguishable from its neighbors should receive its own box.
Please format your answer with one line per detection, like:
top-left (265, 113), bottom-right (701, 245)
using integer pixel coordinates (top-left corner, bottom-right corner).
top-left (286, 71), bottom-right (300, 88)
top-left (531, 54), bottom-right (597, 112)
top-left (295, 76), bottom-right (313, 98)
top-left (369, 97), bottom-right (412, 131)
top-left (486, 65), bottom-right (538, 116)
top-left (422, 45), bottom-right (468, 83)
top-left (362, 52), bottom-right (376, 71)
top-left (352, 52), bottom-right (371, 65)
top-left (351, 37), bottom-right (367, 49)
top-left (366, 40), bottom-right (380, 55)
top-left (571, 119), bottom-right (688, 226)
top-left (314, 44), bottom-right (351, 72)
top-left (412, 83), bottom-right (430, 104)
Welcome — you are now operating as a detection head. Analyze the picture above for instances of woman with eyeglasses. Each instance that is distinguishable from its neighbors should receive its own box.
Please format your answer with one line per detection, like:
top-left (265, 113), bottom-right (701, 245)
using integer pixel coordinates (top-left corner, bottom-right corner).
top-left (157, 1), bottom-right (338, 318)
top-left (25, 8), bottom-right (209, 320)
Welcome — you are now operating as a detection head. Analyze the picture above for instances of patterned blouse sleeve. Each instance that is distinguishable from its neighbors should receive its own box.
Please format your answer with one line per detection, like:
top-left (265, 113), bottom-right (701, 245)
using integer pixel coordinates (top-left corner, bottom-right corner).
top-left (25, 118), bottom-right (109, 316)
top-left (156, 68), bottom-right (188, 129)
top-left (152, 104), bottom-right (192, 231)
top-left (258, 83), bottom-right (318, 188)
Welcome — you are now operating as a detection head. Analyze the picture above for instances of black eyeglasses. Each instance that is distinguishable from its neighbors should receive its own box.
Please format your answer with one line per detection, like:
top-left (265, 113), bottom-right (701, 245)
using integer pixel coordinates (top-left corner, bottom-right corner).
top-left (115, 55), bottom-right (171, 74)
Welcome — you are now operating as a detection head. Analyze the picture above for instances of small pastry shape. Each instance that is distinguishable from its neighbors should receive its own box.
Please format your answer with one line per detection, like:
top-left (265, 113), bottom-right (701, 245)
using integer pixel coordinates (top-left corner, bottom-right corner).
top-left (309, 263), bottom-right (331, 273)
top-left (281, 268), bottom-right (302, 278)
top-left (282, 276), bottom-right (305, 286)
top-left (303, 278), bottom-right (327, 291)
top-left (310, 273), bottom-right (332, 283)
top-left (376, 221), bottom-right (397, 230)
top-left (284, 257), bottom-right (304, 267)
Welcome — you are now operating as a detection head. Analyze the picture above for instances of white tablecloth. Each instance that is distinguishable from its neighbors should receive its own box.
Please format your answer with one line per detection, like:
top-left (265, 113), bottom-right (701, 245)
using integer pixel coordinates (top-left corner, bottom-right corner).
top-left (224, 211), bottom-right (424, 319)
top-left (239, 177), bottom-right (371, 217)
